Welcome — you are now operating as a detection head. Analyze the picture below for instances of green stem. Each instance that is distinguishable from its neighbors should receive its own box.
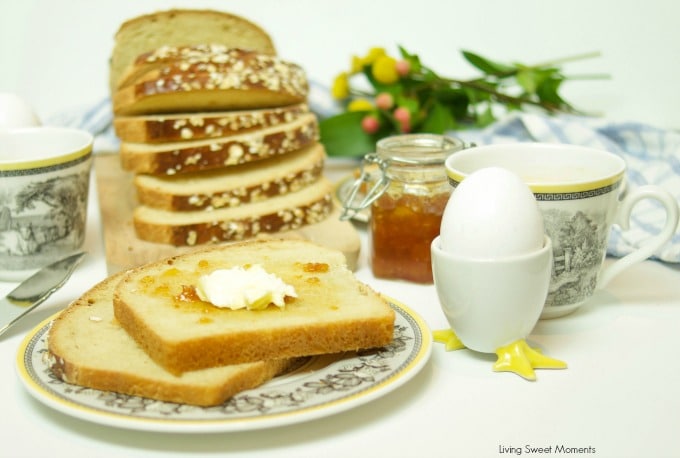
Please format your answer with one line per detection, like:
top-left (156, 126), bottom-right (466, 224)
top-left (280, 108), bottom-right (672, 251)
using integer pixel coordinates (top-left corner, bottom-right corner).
top-left (466, 51), bottom-right (604, 82)
top-left (532, 51), bottom-right (602, 68)
top-left (563, 73), bottom-right (611, 80)
top-left (410, 75), bottom-right (573, 113)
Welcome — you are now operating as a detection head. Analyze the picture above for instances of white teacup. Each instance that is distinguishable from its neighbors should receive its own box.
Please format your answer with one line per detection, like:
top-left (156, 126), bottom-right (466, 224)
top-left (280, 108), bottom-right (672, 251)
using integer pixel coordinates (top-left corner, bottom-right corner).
top-left (445, 142), bottom-right (680, 319)
top-left (0, 127), bottom-right (93, 281)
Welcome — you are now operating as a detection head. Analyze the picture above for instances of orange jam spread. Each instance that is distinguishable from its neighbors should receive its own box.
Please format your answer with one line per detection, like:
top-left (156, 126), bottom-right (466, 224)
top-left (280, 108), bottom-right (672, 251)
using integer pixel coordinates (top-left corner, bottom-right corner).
top-left (303, 262), bottom-right (329, 273)
top-left (160, 268), bottom-right (181, 278)
top-left (175, 285), bottom-right (201, 303)
top-left (153, 284), bottom-right (171, 296)
top-left (370, 191), bottom-right (449, 283)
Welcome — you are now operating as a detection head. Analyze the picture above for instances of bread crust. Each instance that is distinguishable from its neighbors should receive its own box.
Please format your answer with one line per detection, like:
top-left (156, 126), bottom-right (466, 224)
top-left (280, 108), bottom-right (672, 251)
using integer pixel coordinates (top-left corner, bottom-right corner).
top-left (112, 49), bottom-right (308, 116)
top-left (119, 113), bottom-right (319, 175)
top-left (133, 178), bottom-right (334, 245)
top-left (134, 142), bottom-right (326, 211)
top-left (113, 103), bottom-right (309, 143)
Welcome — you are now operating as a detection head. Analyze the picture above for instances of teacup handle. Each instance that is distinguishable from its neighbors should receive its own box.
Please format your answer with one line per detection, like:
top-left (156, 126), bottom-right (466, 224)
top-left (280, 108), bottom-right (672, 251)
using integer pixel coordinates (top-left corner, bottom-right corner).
top-left (598, 185), bottom-right (679, 288)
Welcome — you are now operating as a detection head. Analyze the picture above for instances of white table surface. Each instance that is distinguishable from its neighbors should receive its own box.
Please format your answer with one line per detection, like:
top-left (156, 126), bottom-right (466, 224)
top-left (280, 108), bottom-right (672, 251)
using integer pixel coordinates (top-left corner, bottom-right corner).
top-left (2, 1), bottom-right (680, 457)
top-left (2, 173), bottom-right (680, 458)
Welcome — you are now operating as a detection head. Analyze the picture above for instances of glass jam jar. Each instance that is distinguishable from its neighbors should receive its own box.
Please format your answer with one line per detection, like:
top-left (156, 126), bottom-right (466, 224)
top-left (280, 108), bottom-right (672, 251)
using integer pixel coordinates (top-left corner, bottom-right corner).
top-left (341, 134), bottom-right (465, 283)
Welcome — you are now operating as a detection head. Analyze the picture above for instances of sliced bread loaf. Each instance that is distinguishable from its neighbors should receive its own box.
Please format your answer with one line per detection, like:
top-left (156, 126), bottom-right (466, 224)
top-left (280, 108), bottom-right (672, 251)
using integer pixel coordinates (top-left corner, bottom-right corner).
top-left (113, 103), bottom-right (309, 143)
top-left (134, 142), bottom-right (326, 211)
top-left (110, 9), bottom-right (276, 92)
top-left (112, 49), bottom-right (308, 116)
top-left (47, 271), bottom-right (295, 406)
top-left (112, 239), bottom-right (396, 374)
top-left (133, 177), bottom-right (334, 246)
top-left (120, 112), bottom-right (318, 175)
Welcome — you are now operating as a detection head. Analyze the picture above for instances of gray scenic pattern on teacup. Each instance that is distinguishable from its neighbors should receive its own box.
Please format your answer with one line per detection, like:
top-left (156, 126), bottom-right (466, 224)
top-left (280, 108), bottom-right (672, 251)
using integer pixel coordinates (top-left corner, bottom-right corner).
top-left (542, 207), bottom-right (608, 308)
top-left (0, 171), bottom-right (89, 270)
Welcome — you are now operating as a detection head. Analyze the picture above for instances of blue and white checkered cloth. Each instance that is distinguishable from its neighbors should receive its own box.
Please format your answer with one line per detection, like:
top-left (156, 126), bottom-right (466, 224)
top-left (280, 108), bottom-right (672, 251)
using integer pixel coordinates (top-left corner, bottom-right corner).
top-left (48, 91), bottom-right (680, 263)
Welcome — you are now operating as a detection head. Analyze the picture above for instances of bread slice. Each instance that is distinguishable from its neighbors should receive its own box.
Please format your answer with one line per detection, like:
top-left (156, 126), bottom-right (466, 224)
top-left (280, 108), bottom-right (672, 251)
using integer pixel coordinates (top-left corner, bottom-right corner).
top-left (112, 49), bottom-right (308, 116)
top-left (120, 112), bottom-right (318, 175)
top-left (114, 103), bottom-right (310, 143)
top-left (112, 239), bottom-right (396, 374)
top-left (47, 271), bottom-right (295, 406)
top-left (133, 177), bottom-right (334, 246)
top-left (116, 43), bottom-right (235, 90)
top-left (134, 142), bottom-right (326, 211)
top-left (109, 9), bottom-right (276, 92)
top-left (116, 43), bottom-right (278, 90)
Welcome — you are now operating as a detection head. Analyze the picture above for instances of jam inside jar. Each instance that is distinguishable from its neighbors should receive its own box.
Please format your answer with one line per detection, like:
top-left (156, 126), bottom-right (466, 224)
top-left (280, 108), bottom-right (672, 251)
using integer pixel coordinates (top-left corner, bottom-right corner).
top-left (370, 189), bottom-right (451, 283)
top-left (342, 134), bottom-right (464, 283)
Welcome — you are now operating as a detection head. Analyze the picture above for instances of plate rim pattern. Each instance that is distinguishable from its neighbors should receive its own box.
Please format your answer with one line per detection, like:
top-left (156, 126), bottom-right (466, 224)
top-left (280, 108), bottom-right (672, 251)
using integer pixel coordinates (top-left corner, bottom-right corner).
top-left (16, 296), bottom-right (431, 433)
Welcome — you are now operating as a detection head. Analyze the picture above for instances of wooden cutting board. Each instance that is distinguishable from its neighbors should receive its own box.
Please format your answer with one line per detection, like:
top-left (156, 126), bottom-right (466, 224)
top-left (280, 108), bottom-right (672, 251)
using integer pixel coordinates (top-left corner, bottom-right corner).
top-left (94, 153), bottom-right (361, 274)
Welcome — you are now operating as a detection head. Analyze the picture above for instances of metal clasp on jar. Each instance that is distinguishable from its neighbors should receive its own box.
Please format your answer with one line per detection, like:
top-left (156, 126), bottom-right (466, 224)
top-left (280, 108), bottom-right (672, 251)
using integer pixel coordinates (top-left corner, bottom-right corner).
top-left (339, 153), bottom-right (390, 221)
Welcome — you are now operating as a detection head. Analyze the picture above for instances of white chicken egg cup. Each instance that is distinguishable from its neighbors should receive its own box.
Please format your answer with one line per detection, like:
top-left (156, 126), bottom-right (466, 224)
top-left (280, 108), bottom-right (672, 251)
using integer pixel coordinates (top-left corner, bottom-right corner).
top-left (431, 235), bottom-right (567, 380)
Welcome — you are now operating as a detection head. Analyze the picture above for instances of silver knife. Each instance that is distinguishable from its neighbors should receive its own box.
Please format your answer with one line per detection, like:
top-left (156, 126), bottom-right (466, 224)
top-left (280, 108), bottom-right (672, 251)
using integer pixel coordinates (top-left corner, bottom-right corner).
top-left (0, 251), bottom-right (86, 337)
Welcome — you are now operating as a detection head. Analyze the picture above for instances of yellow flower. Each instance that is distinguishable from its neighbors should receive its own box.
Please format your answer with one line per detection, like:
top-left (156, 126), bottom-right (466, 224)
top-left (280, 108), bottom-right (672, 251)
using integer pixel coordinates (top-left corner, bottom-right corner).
top-left (331, 72), bottom-right (350, 99)
top-left (347, 98), bottom-right (374, 112)
top-left (363, 47), bottom-right (387, 65)
top-left (350, 56), bottom-right (364, 74)
top-left (372, 55), bottom-right (399, 84)
top-left (351, 48), bottom-right (387, 74)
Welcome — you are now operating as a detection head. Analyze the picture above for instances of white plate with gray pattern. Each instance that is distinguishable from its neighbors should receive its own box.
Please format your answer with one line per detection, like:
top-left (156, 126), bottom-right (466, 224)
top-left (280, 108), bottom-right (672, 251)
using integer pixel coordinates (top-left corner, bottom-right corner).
top-left (16, 297), bottom-right (431, 433)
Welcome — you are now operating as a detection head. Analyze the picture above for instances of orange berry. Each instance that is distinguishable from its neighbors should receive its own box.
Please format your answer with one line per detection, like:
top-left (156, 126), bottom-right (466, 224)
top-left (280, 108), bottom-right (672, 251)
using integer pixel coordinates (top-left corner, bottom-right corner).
top-left (395, 60), bottom-right (411, 76)
top-left (393, 107), bottom-right (411, 123)
top-left (361, 115), bottom-right (380, 134)
top-left (375, 92), bottom-right (394, 110)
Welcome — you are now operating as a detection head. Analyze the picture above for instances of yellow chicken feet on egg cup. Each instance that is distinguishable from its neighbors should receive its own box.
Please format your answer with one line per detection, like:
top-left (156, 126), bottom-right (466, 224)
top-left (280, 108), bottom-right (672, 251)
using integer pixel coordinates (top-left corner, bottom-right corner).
top-left (432, 329), bottom-right (465, 351)
top-left (493, 339), bottom-right (567, 381)
top-left (434, 329), bottom-right (567, 381)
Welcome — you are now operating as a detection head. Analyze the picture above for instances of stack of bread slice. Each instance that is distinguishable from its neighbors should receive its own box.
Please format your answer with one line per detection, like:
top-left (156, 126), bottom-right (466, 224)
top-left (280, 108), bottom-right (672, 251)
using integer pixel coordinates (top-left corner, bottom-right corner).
top-left (109, 10), bottom-right (333, 247)
top-left (47, 239), bottom-right (396, 406)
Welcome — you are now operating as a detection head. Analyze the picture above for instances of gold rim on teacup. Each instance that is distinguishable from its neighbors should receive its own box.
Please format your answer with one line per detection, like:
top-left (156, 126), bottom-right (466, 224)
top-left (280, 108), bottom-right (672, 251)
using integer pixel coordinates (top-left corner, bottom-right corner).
top-left (445, 142), bottom-right (626, 196)
top-left (0, 127), bottom-right (93, 172)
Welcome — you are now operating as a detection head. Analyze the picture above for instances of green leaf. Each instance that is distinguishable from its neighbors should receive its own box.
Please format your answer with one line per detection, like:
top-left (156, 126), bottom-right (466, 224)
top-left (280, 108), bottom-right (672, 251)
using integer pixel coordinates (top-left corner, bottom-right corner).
top-left (433, 87), bottom-right (469, 121)
top-left (421, 101), bottom-right (457, 133)
top-left (516, 68), bottom-right (538, 94)
top-left (394, 96), bottom-right (419, 113)
top-left (397, 45), bottom-right (423, 73)
top-left (536, 76), bottom-right (568, 109)
top-left (462, 50), bottom-right (515, 75)
top-left (475, 104), bottom-right (496, 127)
top-left (517, 67), bottom-right (562, 96)
top-left (463, 86), bottom-right (492, 104)
top-left (319, 111), bottom-right (377, 157)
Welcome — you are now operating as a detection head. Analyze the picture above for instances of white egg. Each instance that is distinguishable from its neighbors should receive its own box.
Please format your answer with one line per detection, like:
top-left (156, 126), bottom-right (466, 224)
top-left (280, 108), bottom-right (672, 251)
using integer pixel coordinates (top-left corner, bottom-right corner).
top-left (0, 93), bottom-right (41, 128)
top-left (440, 167), bottom-right (544, 258)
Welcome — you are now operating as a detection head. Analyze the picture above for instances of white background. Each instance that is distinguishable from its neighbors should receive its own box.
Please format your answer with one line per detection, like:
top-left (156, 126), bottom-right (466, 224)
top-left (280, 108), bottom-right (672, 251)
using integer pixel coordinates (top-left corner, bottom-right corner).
top-left (1, 0), bottom-right (679, 129)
